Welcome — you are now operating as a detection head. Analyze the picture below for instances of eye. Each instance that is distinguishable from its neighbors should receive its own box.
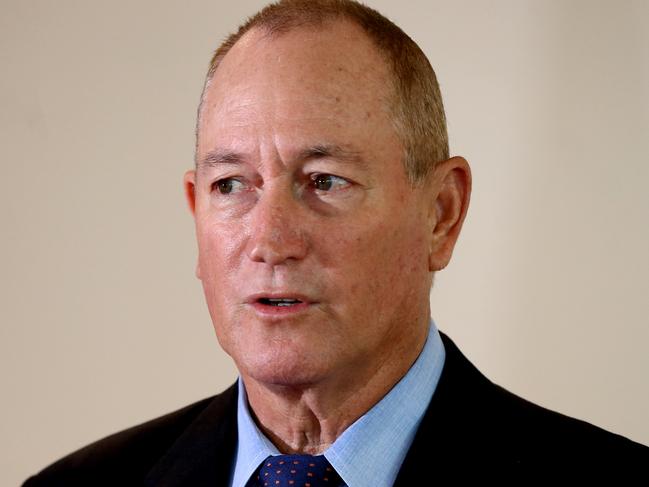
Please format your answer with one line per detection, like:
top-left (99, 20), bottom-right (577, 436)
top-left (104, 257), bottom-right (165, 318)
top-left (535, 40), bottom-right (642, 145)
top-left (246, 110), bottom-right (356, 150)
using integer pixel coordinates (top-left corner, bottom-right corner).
top-left (310, 173), bottom-right (350, 192)
top-left (212, 178), bottom-right (246, 195)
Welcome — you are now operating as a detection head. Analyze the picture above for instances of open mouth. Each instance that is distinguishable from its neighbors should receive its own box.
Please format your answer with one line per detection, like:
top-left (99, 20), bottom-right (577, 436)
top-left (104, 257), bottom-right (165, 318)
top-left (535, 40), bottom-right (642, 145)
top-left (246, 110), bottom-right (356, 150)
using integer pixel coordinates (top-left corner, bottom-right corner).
top-left (257, 298), bottom-right (304, 307)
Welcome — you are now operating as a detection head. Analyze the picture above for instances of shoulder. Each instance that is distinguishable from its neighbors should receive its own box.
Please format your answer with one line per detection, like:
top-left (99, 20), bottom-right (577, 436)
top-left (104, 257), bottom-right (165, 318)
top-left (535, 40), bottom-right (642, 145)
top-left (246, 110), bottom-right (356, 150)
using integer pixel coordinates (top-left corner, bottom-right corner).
top-left (434, 333), bottom-right (648, 463)
top-left (488, 380), bottom-right (648, 462)
top-left (23, 384), bottom-right (238, 486)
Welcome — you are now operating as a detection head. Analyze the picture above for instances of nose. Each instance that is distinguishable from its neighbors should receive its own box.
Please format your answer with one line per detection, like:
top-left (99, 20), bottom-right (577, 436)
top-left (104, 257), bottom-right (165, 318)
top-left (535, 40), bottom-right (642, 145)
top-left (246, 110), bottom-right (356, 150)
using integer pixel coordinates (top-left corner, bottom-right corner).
top-left (246, 183), bottom-right (308, 266)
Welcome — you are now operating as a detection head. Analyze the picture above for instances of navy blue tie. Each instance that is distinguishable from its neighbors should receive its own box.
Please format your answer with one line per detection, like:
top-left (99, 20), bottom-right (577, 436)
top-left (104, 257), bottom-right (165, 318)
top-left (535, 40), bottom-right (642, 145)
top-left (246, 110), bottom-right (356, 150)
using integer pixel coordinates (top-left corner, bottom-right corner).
top-left (249, 454), bottom-right (343, 487)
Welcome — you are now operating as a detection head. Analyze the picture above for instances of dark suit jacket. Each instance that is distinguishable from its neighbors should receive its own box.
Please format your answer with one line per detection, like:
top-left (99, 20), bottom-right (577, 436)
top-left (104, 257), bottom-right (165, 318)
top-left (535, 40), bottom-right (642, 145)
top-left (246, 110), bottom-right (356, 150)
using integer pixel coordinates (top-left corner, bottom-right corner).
top-left (24, 333), bottom-right (649, 485)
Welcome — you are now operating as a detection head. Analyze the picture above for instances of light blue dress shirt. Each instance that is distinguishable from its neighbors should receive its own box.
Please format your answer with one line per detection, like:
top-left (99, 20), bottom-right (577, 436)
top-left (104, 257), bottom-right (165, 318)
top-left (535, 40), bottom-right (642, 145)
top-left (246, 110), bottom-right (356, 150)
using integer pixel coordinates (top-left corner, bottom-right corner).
top-left (230, 319), bottom-right (445, 487)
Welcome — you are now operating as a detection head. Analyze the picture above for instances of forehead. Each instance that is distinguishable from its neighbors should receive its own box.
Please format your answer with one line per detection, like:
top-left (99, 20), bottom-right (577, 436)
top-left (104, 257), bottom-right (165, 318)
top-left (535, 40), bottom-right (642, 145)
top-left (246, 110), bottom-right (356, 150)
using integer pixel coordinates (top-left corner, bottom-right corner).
top-left (197, 21), bottom-right (399, 159)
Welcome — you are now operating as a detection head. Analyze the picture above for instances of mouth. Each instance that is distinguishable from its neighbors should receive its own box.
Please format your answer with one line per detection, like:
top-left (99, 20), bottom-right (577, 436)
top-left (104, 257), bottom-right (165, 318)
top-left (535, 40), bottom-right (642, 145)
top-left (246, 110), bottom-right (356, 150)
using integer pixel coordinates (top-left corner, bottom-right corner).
top-left (246, 293), bottom-right (315, 317)
top-left (257, 297), bottom-right (304, 307)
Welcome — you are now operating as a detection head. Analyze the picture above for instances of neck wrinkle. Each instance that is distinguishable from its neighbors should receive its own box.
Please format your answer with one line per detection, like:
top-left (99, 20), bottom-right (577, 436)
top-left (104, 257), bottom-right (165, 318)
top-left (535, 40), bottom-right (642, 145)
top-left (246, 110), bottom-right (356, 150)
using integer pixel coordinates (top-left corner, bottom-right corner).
top-left (242, 317), bottom-right (429, 454)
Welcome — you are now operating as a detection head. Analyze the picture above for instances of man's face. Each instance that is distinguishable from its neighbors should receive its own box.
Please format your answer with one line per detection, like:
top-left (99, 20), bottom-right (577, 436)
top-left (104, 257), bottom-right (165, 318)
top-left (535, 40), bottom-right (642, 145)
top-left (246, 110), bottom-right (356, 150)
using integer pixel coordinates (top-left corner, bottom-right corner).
top-left (186, 22), bottom-right (436, 388)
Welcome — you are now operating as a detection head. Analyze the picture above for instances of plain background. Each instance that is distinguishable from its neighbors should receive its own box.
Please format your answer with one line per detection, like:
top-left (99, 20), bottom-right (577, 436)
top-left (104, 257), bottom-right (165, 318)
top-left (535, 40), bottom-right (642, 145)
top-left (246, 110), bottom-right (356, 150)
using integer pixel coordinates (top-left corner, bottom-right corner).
top-left (2, 0), bottom-right (648, 484)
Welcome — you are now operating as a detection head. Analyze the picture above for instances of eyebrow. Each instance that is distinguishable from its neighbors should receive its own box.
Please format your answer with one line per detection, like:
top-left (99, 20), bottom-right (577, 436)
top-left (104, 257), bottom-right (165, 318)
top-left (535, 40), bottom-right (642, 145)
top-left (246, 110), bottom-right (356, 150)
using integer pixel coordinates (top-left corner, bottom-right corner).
top-left (196, 148), bottom-right (244, 170)
top-left (297, 143), bottom-right (367, 168)
top-left (196, 143), bottom-right (367, 171)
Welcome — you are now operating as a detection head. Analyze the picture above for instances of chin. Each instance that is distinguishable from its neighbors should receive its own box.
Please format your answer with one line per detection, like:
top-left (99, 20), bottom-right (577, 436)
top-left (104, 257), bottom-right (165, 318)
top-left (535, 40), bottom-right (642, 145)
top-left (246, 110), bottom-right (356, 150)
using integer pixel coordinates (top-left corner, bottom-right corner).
top-left (240, 349), bottom-right (328, 389)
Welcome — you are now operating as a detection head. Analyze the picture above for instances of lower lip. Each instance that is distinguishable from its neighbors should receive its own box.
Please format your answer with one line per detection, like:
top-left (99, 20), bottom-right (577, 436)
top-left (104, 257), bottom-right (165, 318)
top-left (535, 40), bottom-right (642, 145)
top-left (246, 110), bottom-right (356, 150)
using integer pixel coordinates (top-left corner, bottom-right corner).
top-left (250, 301), bottom-right (312, 316)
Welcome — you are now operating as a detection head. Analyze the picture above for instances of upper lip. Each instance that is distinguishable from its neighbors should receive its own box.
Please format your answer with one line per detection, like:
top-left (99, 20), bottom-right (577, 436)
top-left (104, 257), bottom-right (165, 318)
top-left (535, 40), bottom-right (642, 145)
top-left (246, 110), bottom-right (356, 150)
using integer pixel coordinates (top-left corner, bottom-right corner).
top-left (245, 292), bottom-right (316, 304)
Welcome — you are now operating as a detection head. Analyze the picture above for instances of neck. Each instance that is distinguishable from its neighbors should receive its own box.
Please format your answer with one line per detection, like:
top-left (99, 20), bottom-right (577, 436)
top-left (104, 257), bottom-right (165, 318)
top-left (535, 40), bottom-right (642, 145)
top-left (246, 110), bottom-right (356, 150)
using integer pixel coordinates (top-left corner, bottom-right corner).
top-left (242, 319), bottom-right (430, 455)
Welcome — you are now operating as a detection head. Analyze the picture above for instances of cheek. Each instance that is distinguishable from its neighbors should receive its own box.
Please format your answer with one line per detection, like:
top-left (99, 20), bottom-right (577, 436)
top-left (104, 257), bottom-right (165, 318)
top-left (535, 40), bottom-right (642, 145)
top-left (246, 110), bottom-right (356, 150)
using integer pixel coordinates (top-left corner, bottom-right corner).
top-left (196, 211), bottom-right (246, 270)
top-left (343, 218), bottom-right (428, 302)
top-left (195, 228), bottom-right (244, 356)
top-left (195, 221), bottom-right (245, 311)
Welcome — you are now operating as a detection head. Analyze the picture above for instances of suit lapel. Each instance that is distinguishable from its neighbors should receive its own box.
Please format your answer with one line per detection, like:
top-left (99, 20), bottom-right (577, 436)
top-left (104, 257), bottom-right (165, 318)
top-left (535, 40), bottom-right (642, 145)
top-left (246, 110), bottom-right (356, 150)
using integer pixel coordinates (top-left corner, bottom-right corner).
top-left (144, 383), bottom-right (239, 487)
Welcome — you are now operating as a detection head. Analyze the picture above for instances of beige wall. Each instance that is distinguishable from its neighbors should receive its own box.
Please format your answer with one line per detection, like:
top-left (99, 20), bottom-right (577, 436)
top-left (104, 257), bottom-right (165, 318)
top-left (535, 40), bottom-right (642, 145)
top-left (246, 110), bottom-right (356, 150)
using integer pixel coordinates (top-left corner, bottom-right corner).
top-left (2, 0), bottom-right (647, 484)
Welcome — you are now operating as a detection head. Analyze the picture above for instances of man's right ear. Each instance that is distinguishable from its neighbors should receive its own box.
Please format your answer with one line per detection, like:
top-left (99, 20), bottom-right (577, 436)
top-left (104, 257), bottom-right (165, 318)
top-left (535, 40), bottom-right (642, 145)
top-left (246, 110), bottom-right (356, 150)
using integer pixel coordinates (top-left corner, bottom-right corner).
top-left (183, 169), bottom-right (197, 216)
top-left (183, 170), bottom-right (201, 279)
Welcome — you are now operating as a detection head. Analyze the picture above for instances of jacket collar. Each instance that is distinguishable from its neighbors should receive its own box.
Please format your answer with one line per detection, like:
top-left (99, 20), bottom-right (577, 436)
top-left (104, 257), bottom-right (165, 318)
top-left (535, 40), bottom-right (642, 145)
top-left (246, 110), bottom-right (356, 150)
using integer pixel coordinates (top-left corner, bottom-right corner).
top-left (145, 382), bottom-right (239, 487)
top-left (143, 332), bottom-right (494, 485)
top-left (393, 332), bottom-right (498, 483)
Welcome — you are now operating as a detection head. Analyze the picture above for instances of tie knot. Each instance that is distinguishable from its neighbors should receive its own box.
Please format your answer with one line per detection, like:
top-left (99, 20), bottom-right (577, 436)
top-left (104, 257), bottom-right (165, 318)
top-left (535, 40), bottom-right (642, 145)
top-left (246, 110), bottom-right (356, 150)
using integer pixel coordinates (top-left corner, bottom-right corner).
top-left (254, 454), bottom-right (341, 487)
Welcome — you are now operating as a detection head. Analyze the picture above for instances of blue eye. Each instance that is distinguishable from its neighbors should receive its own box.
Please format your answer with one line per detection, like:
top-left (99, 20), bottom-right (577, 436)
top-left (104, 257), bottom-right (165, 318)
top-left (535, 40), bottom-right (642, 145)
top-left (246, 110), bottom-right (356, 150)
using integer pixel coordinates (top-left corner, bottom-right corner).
top-left (310, 174), bottom-right (350, 192)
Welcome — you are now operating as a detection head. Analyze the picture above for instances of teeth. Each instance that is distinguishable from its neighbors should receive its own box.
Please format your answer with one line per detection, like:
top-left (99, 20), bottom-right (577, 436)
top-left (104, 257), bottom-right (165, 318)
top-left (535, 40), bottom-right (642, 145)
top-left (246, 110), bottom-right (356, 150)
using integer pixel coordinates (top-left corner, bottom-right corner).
top-left (260, 298), bottom-right (302, 306)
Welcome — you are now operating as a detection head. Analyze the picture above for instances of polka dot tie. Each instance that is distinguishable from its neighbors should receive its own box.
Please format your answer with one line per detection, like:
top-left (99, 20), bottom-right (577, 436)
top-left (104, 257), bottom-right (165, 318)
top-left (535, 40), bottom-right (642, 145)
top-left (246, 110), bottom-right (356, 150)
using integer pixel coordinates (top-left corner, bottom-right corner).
top-left (250, 454), bottom-right (343, 487)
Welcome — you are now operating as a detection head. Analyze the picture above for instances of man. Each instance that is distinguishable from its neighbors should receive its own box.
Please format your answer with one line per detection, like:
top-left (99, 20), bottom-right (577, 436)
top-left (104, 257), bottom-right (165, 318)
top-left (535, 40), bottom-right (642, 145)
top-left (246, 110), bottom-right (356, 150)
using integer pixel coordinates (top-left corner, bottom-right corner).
top-left (24, 0), bottom-right (648, 485)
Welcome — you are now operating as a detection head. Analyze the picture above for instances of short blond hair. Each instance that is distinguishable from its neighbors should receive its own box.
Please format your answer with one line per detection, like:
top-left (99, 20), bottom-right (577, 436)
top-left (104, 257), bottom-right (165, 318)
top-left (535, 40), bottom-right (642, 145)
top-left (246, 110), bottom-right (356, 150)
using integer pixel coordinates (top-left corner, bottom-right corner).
top-left (197, 0), bottom-right (448, 183)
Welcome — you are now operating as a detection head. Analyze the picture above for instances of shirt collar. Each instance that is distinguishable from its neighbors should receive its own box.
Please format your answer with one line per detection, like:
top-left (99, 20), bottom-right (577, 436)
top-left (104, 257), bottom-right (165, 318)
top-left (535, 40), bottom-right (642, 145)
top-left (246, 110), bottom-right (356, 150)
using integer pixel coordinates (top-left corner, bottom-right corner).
top-left (231, 319), bottom-right (445, 487)
top-left (231, 379), bottom-right (281, 487)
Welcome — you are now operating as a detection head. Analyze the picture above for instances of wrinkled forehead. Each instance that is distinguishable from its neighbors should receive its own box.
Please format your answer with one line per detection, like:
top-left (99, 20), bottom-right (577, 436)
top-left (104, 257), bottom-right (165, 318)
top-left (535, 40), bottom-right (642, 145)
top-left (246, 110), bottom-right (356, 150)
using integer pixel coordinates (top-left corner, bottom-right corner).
top-left (197, 21), bottom-right (396, 139)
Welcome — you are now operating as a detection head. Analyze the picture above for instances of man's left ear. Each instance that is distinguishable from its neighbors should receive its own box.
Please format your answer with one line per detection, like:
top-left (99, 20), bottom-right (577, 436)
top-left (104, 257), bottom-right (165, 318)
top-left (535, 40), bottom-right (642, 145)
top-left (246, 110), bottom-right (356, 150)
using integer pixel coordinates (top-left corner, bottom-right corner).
top-left (427, 156), bottom-right (472, 272)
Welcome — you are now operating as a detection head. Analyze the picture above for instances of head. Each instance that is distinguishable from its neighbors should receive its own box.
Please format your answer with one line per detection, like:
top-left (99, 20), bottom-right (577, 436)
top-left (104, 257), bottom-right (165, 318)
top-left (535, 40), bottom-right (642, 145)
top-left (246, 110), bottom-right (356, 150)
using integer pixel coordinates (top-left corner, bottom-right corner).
top-left (184, 0), bottom-right (471, 390)
top-left (197, 0), bottom-right (449, 184)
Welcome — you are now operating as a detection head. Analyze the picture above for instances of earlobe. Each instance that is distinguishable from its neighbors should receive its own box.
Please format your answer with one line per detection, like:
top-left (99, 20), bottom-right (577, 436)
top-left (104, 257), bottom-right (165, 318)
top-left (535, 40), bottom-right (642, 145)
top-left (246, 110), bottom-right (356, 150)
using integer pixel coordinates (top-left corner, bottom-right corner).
top-left (428, 233), bottom-right (448, 272)
top-left (428, 252), bottom-right (439, 272)
top-left (428, 200), bottom-right (442, 271)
